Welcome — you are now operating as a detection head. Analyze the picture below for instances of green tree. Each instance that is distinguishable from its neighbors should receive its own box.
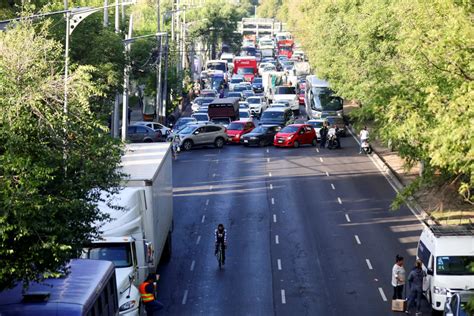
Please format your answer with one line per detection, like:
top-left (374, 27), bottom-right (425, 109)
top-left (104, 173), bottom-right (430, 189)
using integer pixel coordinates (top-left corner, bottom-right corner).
top-left (0, 21), bottom-right (123, 290)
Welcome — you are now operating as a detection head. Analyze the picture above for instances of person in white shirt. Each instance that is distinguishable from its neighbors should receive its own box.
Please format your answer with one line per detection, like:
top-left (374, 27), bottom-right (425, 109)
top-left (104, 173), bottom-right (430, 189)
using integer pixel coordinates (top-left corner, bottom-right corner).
top-left (392, 255), bottom-right (406, 300)
top-left (359, 126), bottom-right (369, 153)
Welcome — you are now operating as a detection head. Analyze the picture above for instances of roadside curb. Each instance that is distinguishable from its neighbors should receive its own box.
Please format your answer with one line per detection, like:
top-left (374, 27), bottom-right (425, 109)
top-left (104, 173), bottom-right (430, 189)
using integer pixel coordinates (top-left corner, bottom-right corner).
top-left (346, 124), bottom-right (429, 222)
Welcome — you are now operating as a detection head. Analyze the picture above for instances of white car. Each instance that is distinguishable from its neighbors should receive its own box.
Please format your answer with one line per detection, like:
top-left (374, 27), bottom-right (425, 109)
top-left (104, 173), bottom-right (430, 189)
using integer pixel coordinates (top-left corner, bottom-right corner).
top-left (261, 64), bottom-right (276, 75)
top-left (134, 121), bottom-right (171, 136)
top-left (307, 119), bottom-right (326, 140)
top-left (239, 109), bottom-right (252, 121)
top-left (246, 96), bottom-right (267, 117)
top-left (229, 75), bottom-right (244, 91)
top-left (258, 62), bottom-right (272, 75)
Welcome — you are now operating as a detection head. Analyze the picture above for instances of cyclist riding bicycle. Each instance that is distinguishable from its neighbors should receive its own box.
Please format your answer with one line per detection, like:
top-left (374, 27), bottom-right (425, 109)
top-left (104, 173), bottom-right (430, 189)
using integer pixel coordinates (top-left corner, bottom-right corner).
top-left (214, 224), bottom-right (227, 265)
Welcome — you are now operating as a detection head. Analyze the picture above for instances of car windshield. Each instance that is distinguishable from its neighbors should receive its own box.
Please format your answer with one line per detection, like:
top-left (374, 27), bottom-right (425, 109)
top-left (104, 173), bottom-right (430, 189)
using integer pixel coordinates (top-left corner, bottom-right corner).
top-left (326, 117), bottom-right (344, 125)
top-left (436, 256), bottom-right (474, 275)
top-left (237, 68), bottom-right (254, 75)
top-left (207, 62), bottom-right (226, 72)
top-left (231, 78), bottom-right (243, 84)
top-left (247, 98), bottom-right (261, 104)
top-left (262, 111), bottom-right (284, 119)
top-left (239, 111), bottom-right (249, 118)
top-left (308, 121), bottom-right (324, 128)
top-left (86, 243), bottom-right (132, 268)
top-left (192, 114), bottom-right (208, 121)
top-left (275, 87), bottom-right (296, 94)
top-left (178, 125), bottom-right (196, 135)
top-left (253, 78), bottom-right (262, 84)
top-left (280, 126), bottom-right (299, 133)
top-left (212, 118), bottom-right (230, 125)
top-left (228, 123), bottom-right (244, 131)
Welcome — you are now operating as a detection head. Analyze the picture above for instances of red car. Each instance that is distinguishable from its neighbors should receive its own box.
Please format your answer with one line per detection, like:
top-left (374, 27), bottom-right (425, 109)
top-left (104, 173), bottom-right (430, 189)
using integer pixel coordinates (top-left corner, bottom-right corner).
top-left (226, 120), bottom-right (255, 144)
top-left (298, 91), bottom-right (305, 105)
top-left (273, 124), bottom-right (317, 148)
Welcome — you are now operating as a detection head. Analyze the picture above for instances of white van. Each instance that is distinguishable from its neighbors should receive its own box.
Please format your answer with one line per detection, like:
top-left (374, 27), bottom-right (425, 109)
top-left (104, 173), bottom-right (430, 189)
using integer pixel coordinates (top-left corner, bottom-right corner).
top-left (417, 225), bottom-right (474, 311)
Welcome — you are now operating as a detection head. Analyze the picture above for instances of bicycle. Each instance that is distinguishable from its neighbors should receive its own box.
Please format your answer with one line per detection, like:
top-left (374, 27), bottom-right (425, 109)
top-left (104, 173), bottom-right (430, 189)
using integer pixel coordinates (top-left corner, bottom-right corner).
top-left (216, 243), bottom-right (225, 269)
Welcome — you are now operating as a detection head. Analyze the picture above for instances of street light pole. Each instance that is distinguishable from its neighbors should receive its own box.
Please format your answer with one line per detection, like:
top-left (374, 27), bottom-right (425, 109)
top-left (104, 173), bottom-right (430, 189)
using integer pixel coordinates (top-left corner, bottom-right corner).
top-left (122, 14), bottom-right (133, 142)
top-left (162, 34), bottom-right (169, 123)
top-left (64, 2), bottom-right (70, 115)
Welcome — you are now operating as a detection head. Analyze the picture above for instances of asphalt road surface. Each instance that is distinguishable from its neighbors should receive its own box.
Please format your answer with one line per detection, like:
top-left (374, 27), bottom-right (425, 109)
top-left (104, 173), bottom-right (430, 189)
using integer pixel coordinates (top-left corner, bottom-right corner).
top-left (156, 113), bottom-right (432, 315)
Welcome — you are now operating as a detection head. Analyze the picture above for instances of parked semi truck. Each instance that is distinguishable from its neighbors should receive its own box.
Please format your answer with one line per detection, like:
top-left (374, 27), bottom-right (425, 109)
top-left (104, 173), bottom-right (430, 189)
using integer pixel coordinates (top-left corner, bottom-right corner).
top-left (84, 143), bottom-right (173, 316)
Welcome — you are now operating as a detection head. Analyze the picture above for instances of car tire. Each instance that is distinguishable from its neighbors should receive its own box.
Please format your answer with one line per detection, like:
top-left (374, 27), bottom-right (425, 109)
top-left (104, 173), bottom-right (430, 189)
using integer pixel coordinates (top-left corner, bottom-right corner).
top-left (183, 140), bottom-right (193, 151)
top-left (293, 140), bottom-right (300, 148)
top-left (311, 138), bottom-right (317, 146)
top-left (259, 139), bottom-right (266, 147)
top-left (214, 137), bottom-right (225, 148)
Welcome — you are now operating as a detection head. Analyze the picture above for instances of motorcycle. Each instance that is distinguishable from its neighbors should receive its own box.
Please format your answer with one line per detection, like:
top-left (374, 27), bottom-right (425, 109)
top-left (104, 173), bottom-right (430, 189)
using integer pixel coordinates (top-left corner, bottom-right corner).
top-left (361, 138), bottom-right (372, 154)
top-left (327, 129), bottom-right (340, 149)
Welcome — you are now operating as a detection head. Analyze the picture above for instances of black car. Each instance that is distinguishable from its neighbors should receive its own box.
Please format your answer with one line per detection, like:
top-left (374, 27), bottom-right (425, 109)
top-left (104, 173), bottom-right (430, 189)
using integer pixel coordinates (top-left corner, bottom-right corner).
top-left (258, 107), bottom-right (294, 127)
top-left (240, 125), bottom-right (281, 147)
top-left (252, 77), bottom-right (264, 93)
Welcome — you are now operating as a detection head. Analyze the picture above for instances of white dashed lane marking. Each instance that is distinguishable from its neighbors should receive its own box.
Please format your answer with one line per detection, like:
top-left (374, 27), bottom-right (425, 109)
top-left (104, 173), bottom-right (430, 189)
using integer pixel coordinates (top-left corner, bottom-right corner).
top-left (205, 199), bottom-right (209, 206)
top-left (267, 157), bottom-right (270, 163)
top-left (345, 214), bottom-right (351, 222)
top-left (182, 290), bottom-right (188, 305)
top-left (326, 171), bottom-right (330, 177)
top-left (271, 198), bottom-right (275, 205)
top-left (275, 235), bottom-right (279, 244)
top-left (281, 290), bottom-right (286, 304)
top-left (277, 259), bottom-right (282, 270)
top-left (316, 148), bottom-right (319, 153)
top-left (378, 287), bottom-right (387, 301)
top-left (270, 184), bottom-right (273, 190)
top-left (320, 157), bottom-right (323, 163)
top-left (190, 260), bottom-right (195, 271)
top-left (269, 172), bottom-right (272, 177)
top-left (201, 215), bottom-right (206, 223)
top-left (366, 259), bottom-right (373, 270)
top-left (196, 236), bottom-right (201, 245)
top-left (354, 235), bottom-right (361, 245)
top-left (331, 183), bottom-right (335, 190)
top-left (273, 214), bottom-right (277, 223)
top-left (337, 197), bottom-right (342, 204)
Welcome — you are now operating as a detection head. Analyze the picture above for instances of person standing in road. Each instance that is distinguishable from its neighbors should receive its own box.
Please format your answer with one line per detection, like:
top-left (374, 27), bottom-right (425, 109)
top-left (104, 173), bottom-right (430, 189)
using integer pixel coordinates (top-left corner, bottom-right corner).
top-left (392, 255), bottom-right (406, 300)
top-left (320, 121), bottom-right (328, 148)
top-left (359, 126), bottom-right (369, 154)
top-left (138, 273), bottom-right (164, 316)
top-left (406, 259), bottom-right (426, 315)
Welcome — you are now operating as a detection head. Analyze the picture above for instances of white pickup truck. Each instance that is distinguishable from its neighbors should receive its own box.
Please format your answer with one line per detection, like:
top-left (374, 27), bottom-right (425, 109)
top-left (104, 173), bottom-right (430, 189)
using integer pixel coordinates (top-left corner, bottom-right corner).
top-left (84, 143), bottom-right (173, 316)
top-left (273, 86), bottom-right (299, 112)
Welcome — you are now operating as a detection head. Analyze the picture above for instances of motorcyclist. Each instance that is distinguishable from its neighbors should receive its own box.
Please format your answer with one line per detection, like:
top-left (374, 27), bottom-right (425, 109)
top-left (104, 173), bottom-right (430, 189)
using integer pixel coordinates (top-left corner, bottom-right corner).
top-left (327, 125), bottom-right (340, 149)
top-left (359, 126), bottom-right (369, 154)
top-left (214, 224), bottom-right (227, 265)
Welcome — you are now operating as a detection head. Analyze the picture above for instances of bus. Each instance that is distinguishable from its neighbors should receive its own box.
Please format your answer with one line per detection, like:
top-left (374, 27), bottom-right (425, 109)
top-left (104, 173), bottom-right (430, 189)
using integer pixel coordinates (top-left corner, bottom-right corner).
top-left (0, 259), bottom-right (118, 316)
top-left (304, 75), bottom-right (344, 119)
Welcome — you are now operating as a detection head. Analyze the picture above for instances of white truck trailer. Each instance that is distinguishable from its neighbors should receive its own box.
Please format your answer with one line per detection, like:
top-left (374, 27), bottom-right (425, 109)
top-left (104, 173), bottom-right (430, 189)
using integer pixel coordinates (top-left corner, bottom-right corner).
top-left (84, 143), bottom-right (173, 316)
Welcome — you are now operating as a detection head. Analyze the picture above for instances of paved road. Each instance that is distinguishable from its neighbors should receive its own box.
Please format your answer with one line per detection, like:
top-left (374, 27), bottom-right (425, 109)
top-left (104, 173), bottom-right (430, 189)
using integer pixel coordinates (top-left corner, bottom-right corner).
top-left (156, 115), bottom-right (432, 315)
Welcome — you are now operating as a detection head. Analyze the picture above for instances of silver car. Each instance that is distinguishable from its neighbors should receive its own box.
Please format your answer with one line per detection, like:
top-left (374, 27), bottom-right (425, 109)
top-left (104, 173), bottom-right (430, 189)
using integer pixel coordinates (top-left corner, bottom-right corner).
top-left (176, 123), bottom-right (227, 151)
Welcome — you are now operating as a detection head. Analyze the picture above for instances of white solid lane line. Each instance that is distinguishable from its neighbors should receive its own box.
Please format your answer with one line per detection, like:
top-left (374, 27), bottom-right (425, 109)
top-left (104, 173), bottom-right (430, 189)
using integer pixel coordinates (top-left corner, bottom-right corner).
top-left (201, 215), bottom-right (206, 223)
top-left (354, 235), bottom-right (361, 245)
top-left (196, 235), bottom-right (201, 245)
top-left (190, 260), bottom-right (195, 271)
top-left (366, 259), bottom-right (373, 270)
top-left (331, 183), bottom-right (335, 190)
top-left (270, 184), bottom-right (273, 190)
top-left (277, 259), bottom-right (282, 270)
top-left (337, 197), bottom-right (342, 204)
top-left (271, 198), bottom-right (275, 205)
top-left (320, 157), bottom-right (324, 163)
top-left (281, 289), bottom-right (286, 304)
top-left (273, 214), bottom-right (277, 223)
top-left (345, 214), bottom-right (351, 222)
top-left (378, 287), bottom-right (387, 302)
top-left (182, 290), bottom-right (188, 305)
top-left (326, 171), bottom-right (330, 177)
top-left (275, 235), bottom-right (279, 244)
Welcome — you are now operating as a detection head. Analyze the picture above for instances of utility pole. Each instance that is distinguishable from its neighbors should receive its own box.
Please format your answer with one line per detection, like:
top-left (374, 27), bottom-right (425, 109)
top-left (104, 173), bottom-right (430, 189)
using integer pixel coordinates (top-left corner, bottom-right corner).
top-left (122, 14), bottom-right (133, 141)
top-left (103, 0), bottom-right (109, 26)
top-left (113, 0), bottom-right (121, 138)
top-left (64, 0), bottom-right (69, 114)
top-left (162, 34), bottom-right (169, 123)
top-left (181, 5), bottom-right (186, 70)
top-left (156, 0), bottom-right (163, 121)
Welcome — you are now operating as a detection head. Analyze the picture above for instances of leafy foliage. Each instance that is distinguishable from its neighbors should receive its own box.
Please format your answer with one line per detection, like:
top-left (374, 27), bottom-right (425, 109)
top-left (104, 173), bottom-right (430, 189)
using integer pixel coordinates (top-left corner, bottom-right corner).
top-left (261, 0), bottom-right (473, 205)
top-left (0, 21), bottom-right (123, 290)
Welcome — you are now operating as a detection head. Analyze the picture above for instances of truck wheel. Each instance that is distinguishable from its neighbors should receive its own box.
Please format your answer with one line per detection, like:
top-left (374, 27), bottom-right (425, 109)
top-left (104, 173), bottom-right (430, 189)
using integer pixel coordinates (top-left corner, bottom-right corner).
top-left (183, 140), bottom-right (193, 151)
top-left (293, 140), bottom-right (300, 148)
top-left (161, 232), bottom-right (172, 262)
top-left (215, 137), bottom-right (225, 148)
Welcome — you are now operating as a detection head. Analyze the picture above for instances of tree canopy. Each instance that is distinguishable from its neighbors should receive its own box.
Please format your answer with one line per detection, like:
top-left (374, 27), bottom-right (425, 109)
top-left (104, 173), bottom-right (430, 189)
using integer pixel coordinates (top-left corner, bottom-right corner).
top-left (0, 21), bottom-right (123, 290)
top-left (259, 0), bottom-right (473, 206)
